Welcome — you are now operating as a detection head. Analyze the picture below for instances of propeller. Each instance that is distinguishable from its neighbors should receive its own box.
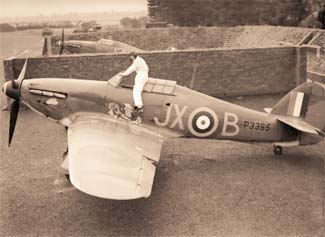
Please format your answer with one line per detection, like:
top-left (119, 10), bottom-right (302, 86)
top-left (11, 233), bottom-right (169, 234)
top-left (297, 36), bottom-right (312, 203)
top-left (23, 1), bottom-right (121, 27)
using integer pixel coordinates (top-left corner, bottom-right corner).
top-left (9, 100), bottom-right (20, 146)
top-left (59, 29), bottom-right (65, 55)
top-left (42, 37), bottom-right (48, 56)
top-left (3, 59), bottom-right (27, 147)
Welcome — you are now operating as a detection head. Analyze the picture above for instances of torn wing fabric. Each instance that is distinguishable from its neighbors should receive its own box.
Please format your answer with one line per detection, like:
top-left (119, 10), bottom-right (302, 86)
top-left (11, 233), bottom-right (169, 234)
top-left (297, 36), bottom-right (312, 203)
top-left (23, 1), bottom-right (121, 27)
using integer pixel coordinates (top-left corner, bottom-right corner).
top-left (67, 115), bottom-right (167, 200)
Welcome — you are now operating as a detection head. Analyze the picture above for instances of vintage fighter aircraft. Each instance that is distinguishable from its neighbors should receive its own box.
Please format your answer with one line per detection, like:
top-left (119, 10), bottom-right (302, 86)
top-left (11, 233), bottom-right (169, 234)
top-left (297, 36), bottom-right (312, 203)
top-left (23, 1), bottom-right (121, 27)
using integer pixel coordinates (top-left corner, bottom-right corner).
top-left (2, 60), bottom-right (325, 200)
top-left (54, 29), bottom-right (143, 55)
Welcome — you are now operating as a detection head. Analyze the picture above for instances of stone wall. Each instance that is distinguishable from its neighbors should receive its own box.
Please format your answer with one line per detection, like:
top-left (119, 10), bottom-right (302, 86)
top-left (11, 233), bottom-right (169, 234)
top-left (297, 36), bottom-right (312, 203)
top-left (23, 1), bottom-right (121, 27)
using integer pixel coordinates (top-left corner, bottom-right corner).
top-left (4, 46), bottom-right (306, 97)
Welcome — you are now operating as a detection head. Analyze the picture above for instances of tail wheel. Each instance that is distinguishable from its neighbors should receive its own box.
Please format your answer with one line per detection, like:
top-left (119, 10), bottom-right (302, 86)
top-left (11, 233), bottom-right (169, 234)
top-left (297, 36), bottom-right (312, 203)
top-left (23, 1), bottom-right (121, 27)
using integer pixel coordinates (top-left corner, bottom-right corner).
top-left (273, 145), bottom-right (283, 155)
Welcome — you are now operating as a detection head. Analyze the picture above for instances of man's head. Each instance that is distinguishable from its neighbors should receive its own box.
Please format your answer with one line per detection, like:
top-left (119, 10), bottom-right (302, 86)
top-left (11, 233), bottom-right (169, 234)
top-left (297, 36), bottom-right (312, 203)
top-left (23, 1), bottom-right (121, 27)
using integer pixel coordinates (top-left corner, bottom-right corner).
top-left (130, 52), bottom-right (138, 62)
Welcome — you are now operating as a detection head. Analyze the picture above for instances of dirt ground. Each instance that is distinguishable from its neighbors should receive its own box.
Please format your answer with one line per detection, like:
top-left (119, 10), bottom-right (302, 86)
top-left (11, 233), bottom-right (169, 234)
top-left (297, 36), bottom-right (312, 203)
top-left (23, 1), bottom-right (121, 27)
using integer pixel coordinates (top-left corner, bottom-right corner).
top-left (0, 28), bottom-right (324, 237)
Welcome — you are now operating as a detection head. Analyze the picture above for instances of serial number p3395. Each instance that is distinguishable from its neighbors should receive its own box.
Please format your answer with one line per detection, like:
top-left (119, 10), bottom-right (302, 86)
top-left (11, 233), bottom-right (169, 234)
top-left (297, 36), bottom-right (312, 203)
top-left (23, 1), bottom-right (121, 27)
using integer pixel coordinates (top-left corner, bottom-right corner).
top-left (243, 121), bottom-right (271, 131)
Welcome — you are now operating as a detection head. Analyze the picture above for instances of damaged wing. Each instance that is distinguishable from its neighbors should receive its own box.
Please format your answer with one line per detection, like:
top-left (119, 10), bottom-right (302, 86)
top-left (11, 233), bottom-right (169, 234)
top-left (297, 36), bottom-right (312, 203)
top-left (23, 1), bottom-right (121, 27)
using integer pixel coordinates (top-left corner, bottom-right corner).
top-left (67, 114), bottom-right (177, 200)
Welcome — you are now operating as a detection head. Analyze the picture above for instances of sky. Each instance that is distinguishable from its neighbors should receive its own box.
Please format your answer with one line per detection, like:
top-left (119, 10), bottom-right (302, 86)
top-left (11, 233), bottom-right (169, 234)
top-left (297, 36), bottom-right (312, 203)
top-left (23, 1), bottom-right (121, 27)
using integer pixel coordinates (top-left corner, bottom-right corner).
top-left (0, 0), bottom-right (147, 18)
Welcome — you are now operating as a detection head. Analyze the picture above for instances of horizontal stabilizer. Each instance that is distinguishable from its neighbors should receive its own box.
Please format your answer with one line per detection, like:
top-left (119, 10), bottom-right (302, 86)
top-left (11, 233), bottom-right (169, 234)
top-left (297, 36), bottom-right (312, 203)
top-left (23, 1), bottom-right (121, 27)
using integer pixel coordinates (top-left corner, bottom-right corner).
top-left (277, 115), bottom-right (324, 136)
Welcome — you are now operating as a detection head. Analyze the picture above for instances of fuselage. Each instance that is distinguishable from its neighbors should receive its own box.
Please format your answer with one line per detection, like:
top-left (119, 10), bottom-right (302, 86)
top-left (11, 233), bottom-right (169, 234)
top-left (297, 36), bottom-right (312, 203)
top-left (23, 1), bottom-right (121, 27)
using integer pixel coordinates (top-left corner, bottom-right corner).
top-left (63, 40), bottom-right (142, 54)
top-left (19, 78), bottom-right (296, 143)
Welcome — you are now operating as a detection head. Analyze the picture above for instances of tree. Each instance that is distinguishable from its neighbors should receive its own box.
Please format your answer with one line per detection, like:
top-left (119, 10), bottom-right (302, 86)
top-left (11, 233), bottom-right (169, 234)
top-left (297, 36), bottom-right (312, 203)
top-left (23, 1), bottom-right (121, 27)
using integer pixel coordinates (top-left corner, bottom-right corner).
top-left (147, 0), bottom-right (161, 19)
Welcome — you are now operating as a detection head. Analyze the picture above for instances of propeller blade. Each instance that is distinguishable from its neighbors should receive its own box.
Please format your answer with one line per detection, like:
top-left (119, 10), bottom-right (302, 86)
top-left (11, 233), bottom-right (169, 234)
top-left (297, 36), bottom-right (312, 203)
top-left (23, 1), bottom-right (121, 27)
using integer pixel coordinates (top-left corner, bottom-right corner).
top-left (10, 59), bottom-right (27, 90)
top-left (62, 28), bottom-right (64, 42)
top-left (42, 37), bottom-right (48, 56)
top-left (59, 28), bottom-right (65, 55)
top-left (16, 59), bottom-right (27, 85)
top-left (9, 100), bottom-right (20, 147)
top-left (59, 45), bottom-right (64, 55)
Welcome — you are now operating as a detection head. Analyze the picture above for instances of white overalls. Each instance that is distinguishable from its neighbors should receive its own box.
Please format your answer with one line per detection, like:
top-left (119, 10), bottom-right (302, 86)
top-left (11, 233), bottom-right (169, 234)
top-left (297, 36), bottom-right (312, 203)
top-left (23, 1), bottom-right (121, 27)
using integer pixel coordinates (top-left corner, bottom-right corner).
top-left (122, 56), bottom-right (149, 108)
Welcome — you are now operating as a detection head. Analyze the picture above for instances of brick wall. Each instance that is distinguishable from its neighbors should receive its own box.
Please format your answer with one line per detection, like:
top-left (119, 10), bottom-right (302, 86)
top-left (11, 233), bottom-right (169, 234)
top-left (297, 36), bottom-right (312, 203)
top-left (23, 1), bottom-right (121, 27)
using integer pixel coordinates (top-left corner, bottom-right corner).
top-left (4, 46), bottom-right (306, 97)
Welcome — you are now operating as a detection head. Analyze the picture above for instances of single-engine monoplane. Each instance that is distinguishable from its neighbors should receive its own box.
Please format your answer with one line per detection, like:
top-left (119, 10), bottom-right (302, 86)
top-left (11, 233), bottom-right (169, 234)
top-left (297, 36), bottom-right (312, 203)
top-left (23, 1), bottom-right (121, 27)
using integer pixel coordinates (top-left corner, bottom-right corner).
top-left (53, 29), bottom-right (143, 55)
top-left (2, 60), bottom-right (325, 200)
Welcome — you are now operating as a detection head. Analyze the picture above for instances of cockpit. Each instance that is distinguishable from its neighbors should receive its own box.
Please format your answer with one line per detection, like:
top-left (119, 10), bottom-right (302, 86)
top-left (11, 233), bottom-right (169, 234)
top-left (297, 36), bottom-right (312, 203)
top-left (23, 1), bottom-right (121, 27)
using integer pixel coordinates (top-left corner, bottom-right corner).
top-left (97, 39), bottom-right (115, 46)
top-left (108, 74), bottom-right (177, 95)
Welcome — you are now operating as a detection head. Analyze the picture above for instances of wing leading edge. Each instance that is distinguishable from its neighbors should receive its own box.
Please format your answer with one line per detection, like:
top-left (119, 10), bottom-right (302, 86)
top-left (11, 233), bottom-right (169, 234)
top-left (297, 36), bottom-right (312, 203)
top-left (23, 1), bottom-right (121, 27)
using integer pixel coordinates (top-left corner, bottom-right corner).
top-left (67, 114), bottom-right (177, 200)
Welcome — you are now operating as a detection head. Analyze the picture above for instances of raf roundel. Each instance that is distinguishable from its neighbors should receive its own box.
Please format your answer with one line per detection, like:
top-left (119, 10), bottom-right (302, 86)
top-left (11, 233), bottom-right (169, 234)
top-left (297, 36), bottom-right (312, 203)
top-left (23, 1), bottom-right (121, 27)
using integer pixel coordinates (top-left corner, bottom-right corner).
top-left (188, 107), bottom-right (219, 137)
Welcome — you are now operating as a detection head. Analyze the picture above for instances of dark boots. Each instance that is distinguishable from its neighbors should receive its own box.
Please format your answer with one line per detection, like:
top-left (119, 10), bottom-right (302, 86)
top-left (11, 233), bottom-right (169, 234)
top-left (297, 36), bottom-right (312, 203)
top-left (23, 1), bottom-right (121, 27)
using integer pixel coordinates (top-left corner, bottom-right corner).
top-left (131, 106), bottom-right (143, 123)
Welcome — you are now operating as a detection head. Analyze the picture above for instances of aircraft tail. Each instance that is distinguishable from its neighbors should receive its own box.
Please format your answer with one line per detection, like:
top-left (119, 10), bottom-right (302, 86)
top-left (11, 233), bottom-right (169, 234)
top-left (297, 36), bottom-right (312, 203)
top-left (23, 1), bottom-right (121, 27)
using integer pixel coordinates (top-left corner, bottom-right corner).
top-left (267, 81), bottom-right (325, 144)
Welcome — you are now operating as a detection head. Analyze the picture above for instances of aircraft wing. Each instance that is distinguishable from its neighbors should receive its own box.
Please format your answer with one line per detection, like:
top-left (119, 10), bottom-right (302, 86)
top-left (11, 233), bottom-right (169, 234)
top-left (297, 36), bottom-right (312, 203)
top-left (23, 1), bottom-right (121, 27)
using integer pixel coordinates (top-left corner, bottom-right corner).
top-left (276, 115), bottom-right (324, 136)
top-left (67, 114), bottom-right (177, 200)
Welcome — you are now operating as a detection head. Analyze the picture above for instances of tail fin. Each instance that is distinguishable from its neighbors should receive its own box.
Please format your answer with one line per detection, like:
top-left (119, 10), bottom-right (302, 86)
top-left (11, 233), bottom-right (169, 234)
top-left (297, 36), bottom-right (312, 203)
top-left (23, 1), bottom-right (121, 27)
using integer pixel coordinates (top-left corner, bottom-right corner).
top-left (270, 81), bottom-right (325, 133)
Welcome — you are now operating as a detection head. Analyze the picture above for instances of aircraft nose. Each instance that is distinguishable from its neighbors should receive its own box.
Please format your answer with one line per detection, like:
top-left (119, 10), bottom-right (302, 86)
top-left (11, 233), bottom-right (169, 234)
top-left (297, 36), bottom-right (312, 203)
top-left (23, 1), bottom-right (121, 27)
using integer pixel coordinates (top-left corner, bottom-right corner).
top-left (2, 81), bottom-right (20, 101)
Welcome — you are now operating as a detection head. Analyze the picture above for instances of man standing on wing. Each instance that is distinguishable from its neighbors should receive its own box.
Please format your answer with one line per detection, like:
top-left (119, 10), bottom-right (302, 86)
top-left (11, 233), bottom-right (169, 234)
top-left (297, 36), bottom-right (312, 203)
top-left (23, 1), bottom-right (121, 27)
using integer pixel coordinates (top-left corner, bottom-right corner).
top-left (119, 52), bottom-right (149, 122)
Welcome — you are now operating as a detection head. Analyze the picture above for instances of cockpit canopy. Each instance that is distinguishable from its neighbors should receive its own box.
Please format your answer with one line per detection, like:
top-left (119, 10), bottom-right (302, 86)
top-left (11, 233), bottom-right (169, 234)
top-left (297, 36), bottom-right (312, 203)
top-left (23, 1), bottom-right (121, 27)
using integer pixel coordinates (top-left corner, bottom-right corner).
top-left (108, 74), bottom-right (177, 95)
top-left (97, 39), bottom-right (115, 46)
